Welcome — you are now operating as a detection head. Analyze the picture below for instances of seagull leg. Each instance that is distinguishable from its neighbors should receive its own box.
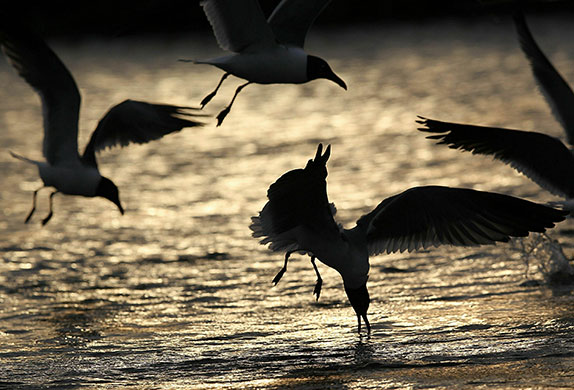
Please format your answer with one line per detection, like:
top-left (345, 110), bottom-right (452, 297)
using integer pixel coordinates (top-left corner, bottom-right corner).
top-left (200, 72), bottom-right (230, 109)
top-left (216, 81), bottom-right (251, 126)
top-left (310, 256), bottom-right (323, 301)
top-left (41, 190), bottom-right (59, 226)
top-left (272, 250), bottom-right (294, 286)
top-left (357, 314), bottom-right (371, 336)
top-left (24, 186), bottom-right (44, 223)
top-left (363, 314), bottom-right (371, 336)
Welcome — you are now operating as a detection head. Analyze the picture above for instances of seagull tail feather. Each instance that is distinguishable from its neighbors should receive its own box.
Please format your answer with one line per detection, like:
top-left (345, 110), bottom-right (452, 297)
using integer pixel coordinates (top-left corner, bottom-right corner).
top-left (177, 58), bottom-right (199, 63)
top-left (178, 58), bottom-right (217, 65)
top-left (9, 151), bottom-right (38, 165)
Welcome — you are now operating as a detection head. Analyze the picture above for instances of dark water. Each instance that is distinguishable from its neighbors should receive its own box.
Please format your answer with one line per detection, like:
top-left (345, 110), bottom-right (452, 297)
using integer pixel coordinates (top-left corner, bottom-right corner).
top-left (1, 16), bottom-right (574, 389)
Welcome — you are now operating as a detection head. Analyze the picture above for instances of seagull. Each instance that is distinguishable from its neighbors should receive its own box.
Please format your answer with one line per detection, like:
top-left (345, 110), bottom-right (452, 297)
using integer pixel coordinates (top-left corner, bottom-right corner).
top-left (417, 12), bottom-right (574, 211)
top-left (250, 144), bottom-right (567, 334)
top-left (183, 0), bottom-right (347, 126)
top-left (1, 27), bottom-right (206, 225)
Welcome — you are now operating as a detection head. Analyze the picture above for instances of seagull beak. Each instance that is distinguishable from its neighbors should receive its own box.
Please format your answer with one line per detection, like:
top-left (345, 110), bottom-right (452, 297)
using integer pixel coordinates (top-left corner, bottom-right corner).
top-left (116, 201), bottom-right (125, 215)
top-left (108, 190), bottom-right (124, 215)
top-left (344, 283), bottom-right (371, 335)
top-left (328, 71), bottom-right (347, 90)
top-left (108, 194), bottom-right (124, 215)
top-left (96, 177), bottom-right (125, 216)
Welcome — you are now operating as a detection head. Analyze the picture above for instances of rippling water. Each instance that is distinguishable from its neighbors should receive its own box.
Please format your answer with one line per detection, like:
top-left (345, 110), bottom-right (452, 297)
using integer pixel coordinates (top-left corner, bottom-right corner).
top-left (1, 16), bottom-right (574, 389)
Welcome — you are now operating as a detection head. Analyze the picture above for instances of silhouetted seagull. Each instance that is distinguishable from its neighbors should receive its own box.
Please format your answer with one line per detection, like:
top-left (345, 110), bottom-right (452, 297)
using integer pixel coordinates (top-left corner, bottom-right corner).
top-left (418, 13), bottom-right (574, 211)
top-left (250, 144), bottom-right (567, 334)
top-left (1, 27), bottom-right (205, 225)
top-left (183, 0), bottom-right (347, 126)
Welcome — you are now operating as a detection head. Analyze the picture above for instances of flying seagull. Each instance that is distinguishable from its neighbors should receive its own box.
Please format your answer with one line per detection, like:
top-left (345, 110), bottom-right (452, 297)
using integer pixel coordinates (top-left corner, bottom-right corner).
top-left (417, 12), bottom-right (574, 211)
top-left (250, 144), bottom-right (567, 334)
top-left (184, 0), bottom-right (347, 126)
top-left (2, 27), bottom-right (206, 225)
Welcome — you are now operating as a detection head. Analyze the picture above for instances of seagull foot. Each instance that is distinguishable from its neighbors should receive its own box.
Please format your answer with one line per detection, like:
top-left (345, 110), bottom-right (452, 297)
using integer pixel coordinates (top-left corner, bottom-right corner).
top-left (41, 211), bottom-right (53, 226)
top-left (200, 72), bottom-right (230, 110)
top-left (216, 107), bottom-right (231, 126)
top-left (24, 207), bottom-right (36, 224)
top-left (313, 278), bottom-right (322, 301)
top-left (272, 267), bottom-right (286, 286)
top-left (200, 92), bottom-right (216, 109)
top-left (24, 187), bottom-right (41, 223)
top-left (41, 190), bottom-right (58, 226)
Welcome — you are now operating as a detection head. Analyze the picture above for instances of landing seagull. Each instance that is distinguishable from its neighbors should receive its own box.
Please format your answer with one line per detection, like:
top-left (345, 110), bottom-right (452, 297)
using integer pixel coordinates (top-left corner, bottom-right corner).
top-left (418, 12), bottom-right (574, 211)
top-left (183, 0), bottom-right (347, 126)
top-left (2, 27), bottom-right (205, 225)
top-left (250, 144), bottom-right (567, 334)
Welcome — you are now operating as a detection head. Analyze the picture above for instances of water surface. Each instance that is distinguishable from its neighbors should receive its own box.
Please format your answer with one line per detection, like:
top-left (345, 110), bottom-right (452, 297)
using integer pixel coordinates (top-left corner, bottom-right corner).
top-left (1, 16), bottom-right (574, 389)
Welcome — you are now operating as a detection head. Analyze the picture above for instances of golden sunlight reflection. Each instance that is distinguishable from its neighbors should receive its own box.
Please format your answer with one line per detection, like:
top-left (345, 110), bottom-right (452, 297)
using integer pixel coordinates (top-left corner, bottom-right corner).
top-left (0, 15), bottom-right (574, 390)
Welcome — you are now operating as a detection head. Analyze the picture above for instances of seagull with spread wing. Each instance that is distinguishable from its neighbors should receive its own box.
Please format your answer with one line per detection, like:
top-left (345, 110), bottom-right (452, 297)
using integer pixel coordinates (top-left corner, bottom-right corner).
top-left (183, 0), bottom-right (347, 126)
top-left (418, 12), bottom-right (574, 211)
top-left (250, 144), bottom-right (567, 334)
top-left (2, 27), bottom-right (205, 225)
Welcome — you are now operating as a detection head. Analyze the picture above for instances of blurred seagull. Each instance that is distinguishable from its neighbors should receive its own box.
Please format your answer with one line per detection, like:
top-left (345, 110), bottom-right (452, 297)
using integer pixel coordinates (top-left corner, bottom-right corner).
top-left (250, 144), bottom-right (567, 335)
top-left (182, 0), bottom-right (347, 126)
top-left (1, 27), bottom-right (205, 225)
top-left (418, 12), bottom-right (574, 211)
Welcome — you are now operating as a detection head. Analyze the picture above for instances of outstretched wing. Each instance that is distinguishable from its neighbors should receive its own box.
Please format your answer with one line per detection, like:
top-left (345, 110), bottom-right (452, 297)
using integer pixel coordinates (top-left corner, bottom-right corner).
top-left (356, 185), bottom-right (567, 256)
top-left (81, 100), bottom-right (205, 167)
top-left (267, 0), bottom-right (332, 48)
top-left (200, 0), bottom-right (276, 53)
top-left (514, 12), bottom-right (574, 145)
top-left (418, 117), bottom-right (574, 199)
top-left (250, 144), bottom-right (339, 252)
top-left (1, 26), bottom-right (81, 165)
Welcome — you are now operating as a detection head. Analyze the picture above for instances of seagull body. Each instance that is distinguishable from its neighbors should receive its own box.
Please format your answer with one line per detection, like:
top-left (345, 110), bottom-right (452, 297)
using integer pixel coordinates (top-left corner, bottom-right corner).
top-left (418, 13), bottom-right (574, 210)
top-left (2, 27), bottom-right (205, 224)
top-left (250, 144), bottom-right (567, 334)
top-left (38, 163), bottom-right (101, 196)
top-left (195, 46), bottom-right (309, 84)
top-left (189, 0), bottom-right (347, 125)
top-left (9, 151), bottom-right (101, 197)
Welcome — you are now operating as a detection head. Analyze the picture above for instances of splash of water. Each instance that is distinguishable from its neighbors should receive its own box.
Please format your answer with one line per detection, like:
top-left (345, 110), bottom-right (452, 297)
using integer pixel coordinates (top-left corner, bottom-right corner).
top-left (509, 234), bottom-right (574, 285)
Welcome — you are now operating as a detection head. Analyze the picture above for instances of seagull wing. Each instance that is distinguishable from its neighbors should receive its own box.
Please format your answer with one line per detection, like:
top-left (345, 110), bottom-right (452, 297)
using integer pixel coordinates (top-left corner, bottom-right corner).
top-left (250, 144), bottom-right (340, 252)
top-left (1, 27), bottom-right (81, 165)
top-left (418, 117), bottom-right (574, 199)
top-left (356, 185), bottom-right (567, 256)
top-left (267, 0), bottom-right (332, 47)
top-left (200, 0), bottom-right (276, 53)
top-left (81, 100), bottom-right (204, 167)
top-left (514, 12), bottom-right (574, 145)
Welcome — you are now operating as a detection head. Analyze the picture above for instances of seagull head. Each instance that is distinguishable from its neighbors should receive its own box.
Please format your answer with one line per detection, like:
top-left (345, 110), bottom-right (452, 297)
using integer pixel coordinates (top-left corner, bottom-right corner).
top-left (307, 55), bottom-right (347, 90)
top-left (96, 177), bottom-right (124, 215)
top-left (344, 282), bottom-right (371, 335)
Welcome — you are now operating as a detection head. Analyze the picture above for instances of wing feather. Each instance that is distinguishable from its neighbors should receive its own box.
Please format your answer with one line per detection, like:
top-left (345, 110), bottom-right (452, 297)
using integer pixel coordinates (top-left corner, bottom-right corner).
top-left (250, 144), bottom-right (339, 252)
top-left (1, 27), bottom-right (81, 165)
top-left (200, 0), bottom-right (276, 53)
top-left (514, 12), bottom-right (574, 145)
top-left (267, 0), bottom-right (332, 47)
top-left (81, 100), bottom-right (204, 166)
top-left (356, 186), bottom-right (566, 256)
top-left (418, 117), bottom-right (574, 199)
